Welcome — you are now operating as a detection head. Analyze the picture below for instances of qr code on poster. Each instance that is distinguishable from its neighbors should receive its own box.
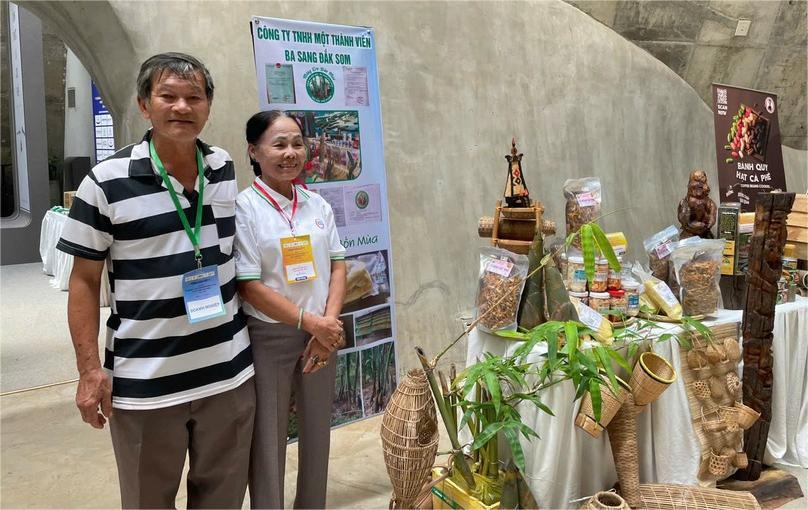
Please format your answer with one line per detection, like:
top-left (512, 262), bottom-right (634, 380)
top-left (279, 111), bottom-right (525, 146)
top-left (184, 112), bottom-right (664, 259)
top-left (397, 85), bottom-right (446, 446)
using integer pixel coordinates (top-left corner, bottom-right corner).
top-left (717, 88), bottom-right (728, 105)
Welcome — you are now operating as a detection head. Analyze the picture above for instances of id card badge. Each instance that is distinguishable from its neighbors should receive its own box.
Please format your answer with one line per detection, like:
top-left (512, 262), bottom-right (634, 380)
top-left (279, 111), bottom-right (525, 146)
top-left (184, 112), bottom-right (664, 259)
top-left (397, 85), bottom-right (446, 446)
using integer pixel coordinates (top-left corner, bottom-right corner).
top-left (182, 265), bottom-right (226, 323)
top-left (280, 235), bottom-right (317, 284)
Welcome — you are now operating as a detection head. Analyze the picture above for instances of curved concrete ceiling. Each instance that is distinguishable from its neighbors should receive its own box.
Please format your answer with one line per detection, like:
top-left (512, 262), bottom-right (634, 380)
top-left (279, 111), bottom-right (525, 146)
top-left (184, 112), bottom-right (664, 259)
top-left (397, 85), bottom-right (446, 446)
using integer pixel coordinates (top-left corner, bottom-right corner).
top-left (567, 0), bottom-right (807, 150)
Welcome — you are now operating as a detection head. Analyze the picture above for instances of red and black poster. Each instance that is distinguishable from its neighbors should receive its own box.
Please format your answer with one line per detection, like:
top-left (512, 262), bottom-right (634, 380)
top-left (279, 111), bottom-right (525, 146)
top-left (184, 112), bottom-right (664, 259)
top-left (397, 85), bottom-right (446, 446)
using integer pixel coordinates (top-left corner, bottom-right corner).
top-left (712, 84), bottom-right (786, 212)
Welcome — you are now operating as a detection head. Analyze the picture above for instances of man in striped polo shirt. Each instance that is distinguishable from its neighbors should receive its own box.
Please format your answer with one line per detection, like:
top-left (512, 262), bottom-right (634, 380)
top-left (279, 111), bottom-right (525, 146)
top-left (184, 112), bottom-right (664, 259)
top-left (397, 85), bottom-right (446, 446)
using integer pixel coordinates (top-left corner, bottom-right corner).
top-left (58, 53), bottom-right (255, 508)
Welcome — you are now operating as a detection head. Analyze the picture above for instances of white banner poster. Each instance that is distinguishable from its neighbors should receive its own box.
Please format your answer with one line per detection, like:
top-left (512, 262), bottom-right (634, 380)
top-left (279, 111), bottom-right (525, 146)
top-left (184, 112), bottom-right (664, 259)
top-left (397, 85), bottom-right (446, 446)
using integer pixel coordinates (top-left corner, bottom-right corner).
top-left (251, 17), bottom-right (397, 432)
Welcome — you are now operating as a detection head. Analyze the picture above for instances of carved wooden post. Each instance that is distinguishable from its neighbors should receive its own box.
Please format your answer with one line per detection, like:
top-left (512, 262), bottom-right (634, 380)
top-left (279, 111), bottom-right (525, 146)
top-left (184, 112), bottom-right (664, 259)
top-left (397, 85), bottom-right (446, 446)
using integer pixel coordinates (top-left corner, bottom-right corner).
top-left (736, 192), bottom-right (795, 481)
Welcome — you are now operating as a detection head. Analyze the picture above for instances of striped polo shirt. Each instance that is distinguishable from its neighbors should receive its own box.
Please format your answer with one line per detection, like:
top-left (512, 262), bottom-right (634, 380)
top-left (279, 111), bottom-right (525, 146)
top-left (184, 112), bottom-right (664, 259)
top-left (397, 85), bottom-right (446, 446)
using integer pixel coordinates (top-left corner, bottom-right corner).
top-left (57, 130), bottom-right (254, 410)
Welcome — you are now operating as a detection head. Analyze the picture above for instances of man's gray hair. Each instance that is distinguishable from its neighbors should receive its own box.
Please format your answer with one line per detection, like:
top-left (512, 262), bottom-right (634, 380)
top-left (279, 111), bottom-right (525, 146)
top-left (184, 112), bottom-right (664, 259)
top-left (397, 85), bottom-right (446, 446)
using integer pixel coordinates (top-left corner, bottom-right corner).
top-left (136, 52), bottom-right (214, 102)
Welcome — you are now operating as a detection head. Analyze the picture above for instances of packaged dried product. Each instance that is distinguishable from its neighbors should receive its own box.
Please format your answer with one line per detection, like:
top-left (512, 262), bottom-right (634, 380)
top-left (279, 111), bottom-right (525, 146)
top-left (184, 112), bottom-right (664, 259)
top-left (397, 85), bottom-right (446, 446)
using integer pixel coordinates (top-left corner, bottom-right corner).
top-left (622, 279), bottom-right (641, 317)
top-left (591, 257), bottom-right (609, 292)
top-left (671, 238), bottom-right (725, 316)
top-left (570, 298), bottom-right (614, 345)
top-left (633, 262), bottom-right (682, 320)
top-left (569, 291), bottom-right (589, 306)
top-left (607, 256), bottom-right (623, 290)
top-left (563, 177), bottom-right (601, 249)
top-left (589, 291), bottom-right (611, 316)
top-left (474, 247), bottom-right (529, 333)
top-left (608, 289), bottom-right (627, 322)
top-left (643, 226), bottom-right (680, 281)
top-left (566, 255), bottom-right (587, 292)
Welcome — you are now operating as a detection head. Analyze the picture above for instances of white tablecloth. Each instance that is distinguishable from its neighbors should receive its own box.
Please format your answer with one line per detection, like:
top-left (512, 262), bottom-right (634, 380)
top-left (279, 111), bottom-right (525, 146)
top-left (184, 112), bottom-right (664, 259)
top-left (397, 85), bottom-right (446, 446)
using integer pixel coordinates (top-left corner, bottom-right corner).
top-left (39, 209), bottom-right (110, 306)
top-left (465, 300), bottom-right (807, 508)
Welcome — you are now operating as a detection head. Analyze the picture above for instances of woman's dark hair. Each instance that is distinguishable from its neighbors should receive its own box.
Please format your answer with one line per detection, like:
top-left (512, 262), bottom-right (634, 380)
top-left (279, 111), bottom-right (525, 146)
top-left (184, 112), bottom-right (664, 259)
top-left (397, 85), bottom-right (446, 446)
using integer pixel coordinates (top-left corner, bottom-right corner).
top-left (245, 110), bottom-right (306, 176)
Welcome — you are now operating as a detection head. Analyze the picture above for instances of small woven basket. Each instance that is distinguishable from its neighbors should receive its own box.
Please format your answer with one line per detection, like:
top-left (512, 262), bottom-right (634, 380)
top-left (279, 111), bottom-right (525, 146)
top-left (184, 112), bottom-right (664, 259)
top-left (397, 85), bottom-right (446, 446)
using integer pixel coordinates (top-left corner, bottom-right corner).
top-left (700, 409), bottom-right (727, 433)
top-left (734, 451), bottom-right (749, 469)
top-left (718, 406), bottom-right (739, 428)
top-left (579, 491), bottom-right (630, 510)
top-left (630, 351), bottom-right (676, 406)
top-left (381, 369), bottom-right (439, 509)
top-left (734, 402), bottom-right (761, 430)
top-left (606, 392), bottom-right (642, 508)
top-left (690, 380), bottom-right (711, 400)
top-left (576, 378), bottom-right (628, 439)
top-left (708, 449), bottom-right (733, 477)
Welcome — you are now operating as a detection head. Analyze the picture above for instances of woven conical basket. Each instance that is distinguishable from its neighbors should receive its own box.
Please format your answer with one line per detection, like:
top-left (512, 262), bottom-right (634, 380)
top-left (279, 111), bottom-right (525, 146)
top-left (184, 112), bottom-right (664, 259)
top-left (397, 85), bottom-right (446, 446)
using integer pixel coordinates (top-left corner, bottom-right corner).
top-left (381, 369), bottom-right (440, 509)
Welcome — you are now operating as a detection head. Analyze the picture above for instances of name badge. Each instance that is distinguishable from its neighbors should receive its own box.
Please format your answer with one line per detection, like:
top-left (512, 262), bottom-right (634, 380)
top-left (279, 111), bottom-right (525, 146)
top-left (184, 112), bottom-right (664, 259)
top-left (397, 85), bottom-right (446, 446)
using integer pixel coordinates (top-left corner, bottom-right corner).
top-left (182, 265), bottom-right (226, 323)
top-left (280, 235), bottom-right (317, 284)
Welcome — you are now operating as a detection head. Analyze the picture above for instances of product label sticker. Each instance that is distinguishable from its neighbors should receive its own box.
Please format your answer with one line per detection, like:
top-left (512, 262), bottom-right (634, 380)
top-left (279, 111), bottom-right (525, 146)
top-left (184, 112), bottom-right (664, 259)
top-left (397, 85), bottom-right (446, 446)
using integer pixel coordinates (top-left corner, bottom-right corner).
top-left (654, 280), bottom-right (678, 306)
top-left (573, 269), bottom-right (587, 282)
top-left (576, 192), bottom-right (599, 207)
top-left (654, 241), bottom-right (673, 259)
top-left (576, 301), bottom-right (604, 331)
top-left (182, 265), bottom-right (226, 324)
top-left (486, 258), bottom-right (514, 277)
top-left (281, 235), bottom-right (317, 284)
top-left (613, 245), bottom-right (627, 257)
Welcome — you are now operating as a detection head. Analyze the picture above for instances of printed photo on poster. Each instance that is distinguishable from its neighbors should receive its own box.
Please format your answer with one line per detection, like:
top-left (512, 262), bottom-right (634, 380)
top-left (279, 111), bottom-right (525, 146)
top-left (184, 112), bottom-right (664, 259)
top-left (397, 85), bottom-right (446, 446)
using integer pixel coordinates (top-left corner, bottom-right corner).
top-left (339, 312), bottom-right (356, 350)
top-left (332, 351), bottom-right (363, 426)
top-left (287, 110), bottom-right (361, 183)
top-left (361, 341), bottom-right (395, 416)
top-left (265, 63), bottom-right (296, 104)
top-left (343, 250), bottom-right (391, 313)
top-left (354, 305), bottom-right (392, 347)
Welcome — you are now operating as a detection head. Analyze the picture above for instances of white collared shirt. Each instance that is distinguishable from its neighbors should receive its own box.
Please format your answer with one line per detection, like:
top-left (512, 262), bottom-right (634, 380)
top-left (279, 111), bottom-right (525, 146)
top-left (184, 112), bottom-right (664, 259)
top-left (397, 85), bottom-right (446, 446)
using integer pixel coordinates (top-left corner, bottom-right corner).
top-left (234, 177), bottom-right (345, 322)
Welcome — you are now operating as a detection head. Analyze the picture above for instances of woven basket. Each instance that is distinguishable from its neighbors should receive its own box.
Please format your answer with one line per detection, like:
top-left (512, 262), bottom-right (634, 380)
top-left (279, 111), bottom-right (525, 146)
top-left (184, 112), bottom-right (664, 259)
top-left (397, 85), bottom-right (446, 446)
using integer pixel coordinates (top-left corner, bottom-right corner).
top-left (700, 409), bottom-right (727, 433)
top-left (579, 491), bottom-right (630, 510)
top-left (630, 352), bottom-right (676, 406)
top-left (708, 449), bottom-right (733, 477)
top-left (734, 402), bottom-right (761, 430)
top-left (725, 372), bottom-right (742, 397)
top-left (690, 381), bottom-right (711, 400)
top-left (381, 369), bottom-right (440, 509)
top-left (718, 406), bottom-right (739, 427)
top-left (723, 338), bottom-right (742, 362)
top-left (638, 483), bottom-right (760, 510)
top-left (734, 451), bottom-right (749, 469)
top-left (606, 392), bottom-right (642, 508)
top-left (576, 378), bottom-right (628, 439)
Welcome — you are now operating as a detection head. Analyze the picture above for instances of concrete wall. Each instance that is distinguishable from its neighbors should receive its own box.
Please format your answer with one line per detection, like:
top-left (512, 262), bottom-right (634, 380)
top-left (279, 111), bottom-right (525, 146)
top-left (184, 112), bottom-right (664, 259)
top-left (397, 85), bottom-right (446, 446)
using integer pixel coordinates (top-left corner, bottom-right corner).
top-left (18, 0), bottom-right (808, 371)
top-left (63, 48), bottom-right (94, 161)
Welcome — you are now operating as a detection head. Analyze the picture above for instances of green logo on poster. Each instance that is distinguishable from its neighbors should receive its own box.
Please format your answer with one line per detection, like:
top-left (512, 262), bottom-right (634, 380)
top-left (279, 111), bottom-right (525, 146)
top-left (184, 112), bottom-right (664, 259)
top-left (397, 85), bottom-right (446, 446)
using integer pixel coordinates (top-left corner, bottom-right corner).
top-left (355, 190), bottom-right (369, 209)
top-left (305, 71), bottom-right (334, 103)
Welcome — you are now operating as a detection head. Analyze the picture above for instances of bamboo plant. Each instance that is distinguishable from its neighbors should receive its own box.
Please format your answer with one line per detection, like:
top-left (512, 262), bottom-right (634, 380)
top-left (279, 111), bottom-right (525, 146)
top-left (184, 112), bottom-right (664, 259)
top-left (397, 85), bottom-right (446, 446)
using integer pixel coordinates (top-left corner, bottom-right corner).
top-left (415, 219), bottom-right (713, 507)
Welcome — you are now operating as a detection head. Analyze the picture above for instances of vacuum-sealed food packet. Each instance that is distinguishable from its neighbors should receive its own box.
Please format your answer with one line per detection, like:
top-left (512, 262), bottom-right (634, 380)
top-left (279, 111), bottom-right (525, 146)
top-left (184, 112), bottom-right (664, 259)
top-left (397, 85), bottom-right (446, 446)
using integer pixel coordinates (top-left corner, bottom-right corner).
top-left (474, 247), bottom-right (529, 333)
top-left (671, 238), bottom-right (725, 316)
top-left (564, 177), bottom-right (601, 249)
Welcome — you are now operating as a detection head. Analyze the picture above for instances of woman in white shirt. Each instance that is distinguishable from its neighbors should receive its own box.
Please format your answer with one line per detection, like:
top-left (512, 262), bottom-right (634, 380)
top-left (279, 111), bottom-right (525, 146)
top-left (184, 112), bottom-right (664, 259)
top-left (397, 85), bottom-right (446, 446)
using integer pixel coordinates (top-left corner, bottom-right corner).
top-left (234, 110), bottom-right (347, 509)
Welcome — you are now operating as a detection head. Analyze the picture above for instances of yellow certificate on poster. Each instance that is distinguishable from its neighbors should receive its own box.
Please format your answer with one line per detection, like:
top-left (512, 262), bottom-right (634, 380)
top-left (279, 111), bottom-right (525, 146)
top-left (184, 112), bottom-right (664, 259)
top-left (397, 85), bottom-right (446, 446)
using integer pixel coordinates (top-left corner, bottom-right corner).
top-left (280, 235), bottom-right (317, 284)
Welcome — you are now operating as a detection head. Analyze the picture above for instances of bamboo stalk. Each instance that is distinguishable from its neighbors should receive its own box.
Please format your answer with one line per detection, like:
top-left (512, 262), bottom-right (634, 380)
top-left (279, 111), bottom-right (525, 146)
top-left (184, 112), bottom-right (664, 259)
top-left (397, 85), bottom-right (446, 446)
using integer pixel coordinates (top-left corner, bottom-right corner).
top-left (415, 346), bottom-right (476, 489)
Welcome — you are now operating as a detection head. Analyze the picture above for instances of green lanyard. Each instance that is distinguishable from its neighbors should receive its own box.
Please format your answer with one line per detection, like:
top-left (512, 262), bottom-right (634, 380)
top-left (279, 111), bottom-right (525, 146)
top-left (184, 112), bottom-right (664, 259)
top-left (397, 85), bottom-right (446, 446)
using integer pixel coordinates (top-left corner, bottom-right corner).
top-left (150, 140), bottom-right (206, 268)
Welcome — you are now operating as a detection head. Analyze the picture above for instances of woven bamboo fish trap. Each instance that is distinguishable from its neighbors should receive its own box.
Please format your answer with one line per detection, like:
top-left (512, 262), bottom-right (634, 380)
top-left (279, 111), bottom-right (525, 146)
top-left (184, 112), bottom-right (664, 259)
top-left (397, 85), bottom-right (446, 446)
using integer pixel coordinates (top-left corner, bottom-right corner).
top-left (638, 483), bottom-right (760, 510)
top-left (381, 369), bottom-right (440, 509)
top-left (606, 392), bottom-right (642, 509)
top-left (578, 491), bottom-right (630, 510)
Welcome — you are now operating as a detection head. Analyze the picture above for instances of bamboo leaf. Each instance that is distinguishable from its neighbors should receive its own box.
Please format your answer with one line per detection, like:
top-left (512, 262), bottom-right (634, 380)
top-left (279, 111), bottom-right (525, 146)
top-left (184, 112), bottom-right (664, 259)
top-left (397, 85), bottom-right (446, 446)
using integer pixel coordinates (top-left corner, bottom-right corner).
top-left (519, 422), bottom-right (541, 440)
top-left (472, 421), bottom-right (505, 450)
top-left (458, 406), bottom-right (476, 434)
top-left (581, 224), bottom-right (595, 283)
top-left (503, 427), bottom-right (526, 473)
top-left (595, 346), bottom-right (619, 395)
top-left (495, 330), bottom-right (529, 340)
top-left (589, 378), bottom-right (603, 422)
top-left (606, 347), bottom-right (631, 373)
top-left (591, 223), bottom-right (620, 272)
top-left (483, 371), bottom-right (502, 416)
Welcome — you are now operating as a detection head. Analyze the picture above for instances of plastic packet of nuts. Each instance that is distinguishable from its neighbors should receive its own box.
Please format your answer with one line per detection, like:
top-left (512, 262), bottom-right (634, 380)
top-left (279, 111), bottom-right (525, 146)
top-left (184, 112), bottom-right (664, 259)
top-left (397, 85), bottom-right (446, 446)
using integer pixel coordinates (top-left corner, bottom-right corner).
top-left (474, 247), bottom-right (529, 333)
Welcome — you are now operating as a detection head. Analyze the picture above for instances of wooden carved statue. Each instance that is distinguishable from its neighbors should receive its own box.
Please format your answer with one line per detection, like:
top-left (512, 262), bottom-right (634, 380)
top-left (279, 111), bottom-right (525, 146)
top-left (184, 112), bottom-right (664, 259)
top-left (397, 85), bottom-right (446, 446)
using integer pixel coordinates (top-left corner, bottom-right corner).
top-left (678, 170), bottom-right (717, 239)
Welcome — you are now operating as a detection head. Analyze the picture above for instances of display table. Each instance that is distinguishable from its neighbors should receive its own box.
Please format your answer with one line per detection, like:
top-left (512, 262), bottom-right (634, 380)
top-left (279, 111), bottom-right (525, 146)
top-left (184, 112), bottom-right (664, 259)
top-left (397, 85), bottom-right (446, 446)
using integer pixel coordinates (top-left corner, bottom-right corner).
top-left (465, 299), bottom-right (807, 508)
top-left (39, 208), bottom-right (110, 307)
